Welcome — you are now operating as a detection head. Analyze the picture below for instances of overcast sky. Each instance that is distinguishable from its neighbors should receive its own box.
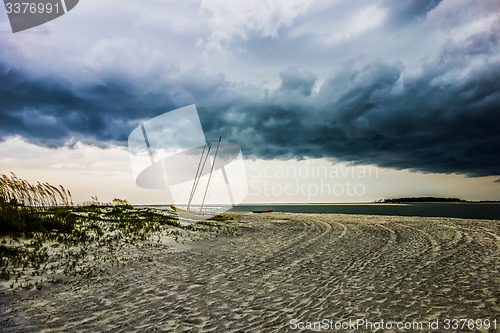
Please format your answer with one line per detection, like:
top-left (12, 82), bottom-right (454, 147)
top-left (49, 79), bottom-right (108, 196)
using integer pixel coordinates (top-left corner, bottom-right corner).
top-left (1, 0), bottom-right (499, 203)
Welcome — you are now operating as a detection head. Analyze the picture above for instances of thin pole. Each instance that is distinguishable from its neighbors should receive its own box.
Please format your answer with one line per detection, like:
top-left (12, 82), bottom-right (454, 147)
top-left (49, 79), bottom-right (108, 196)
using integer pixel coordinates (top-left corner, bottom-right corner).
top-left (221, 166), bottom-right (235, 207)
top-left (141, 123), bottom-right (155, 164)
top-left (187, 142), bottom-right (207, 210)
top-left (200, 136), bottom-right (221, 213)
top-left (189, 142), bottom-right (212, 210)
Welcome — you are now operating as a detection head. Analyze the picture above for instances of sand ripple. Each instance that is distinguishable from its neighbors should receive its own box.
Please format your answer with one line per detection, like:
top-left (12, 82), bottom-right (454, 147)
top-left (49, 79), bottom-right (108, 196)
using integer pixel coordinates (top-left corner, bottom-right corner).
top-left (1, 213), bottom-right (499, 332)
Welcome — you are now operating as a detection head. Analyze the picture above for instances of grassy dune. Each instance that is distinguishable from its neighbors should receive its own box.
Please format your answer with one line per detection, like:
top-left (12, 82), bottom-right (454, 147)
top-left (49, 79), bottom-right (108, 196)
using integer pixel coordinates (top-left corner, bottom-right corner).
top-left (0, 173), bottom-right (229, 289)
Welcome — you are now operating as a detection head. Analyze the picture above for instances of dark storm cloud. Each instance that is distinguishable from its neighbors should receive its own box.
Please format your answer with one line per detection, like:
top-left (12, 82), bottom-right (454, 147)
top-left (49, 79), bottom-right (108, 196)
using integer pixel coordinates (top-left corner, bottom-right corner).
top-left (0, 65), bottom-right (179, 147)
top-left (384, 0), bottom-right (443, 22)
top-left (278, 67), bottom-right (317, 96)
top-left (1, 19), bottom-right (500, 177)
top-left (200, 27), bottom-right (500, 177)
top-left (200, 60), bottom-right (500, 177)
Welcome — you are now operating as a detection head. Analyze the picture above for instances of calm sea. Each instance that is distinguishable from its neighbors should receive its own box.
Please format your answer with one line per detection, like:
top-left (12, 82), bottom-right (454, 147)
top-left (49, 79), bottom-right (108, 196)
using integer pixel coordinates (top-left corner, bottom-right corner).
top-left (148, 203), bottom-right (500, 220)
top-left (229, 203), bottom-right (500, 220)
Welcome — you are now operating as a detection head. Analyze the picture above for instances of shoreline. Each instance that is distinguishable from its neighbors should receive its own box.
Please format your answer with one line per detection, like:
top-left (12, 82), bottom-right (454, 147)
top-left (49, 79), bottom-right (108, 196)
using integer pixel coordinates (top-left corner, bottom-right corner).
top-left (228, 203), bottom-right (500, 220)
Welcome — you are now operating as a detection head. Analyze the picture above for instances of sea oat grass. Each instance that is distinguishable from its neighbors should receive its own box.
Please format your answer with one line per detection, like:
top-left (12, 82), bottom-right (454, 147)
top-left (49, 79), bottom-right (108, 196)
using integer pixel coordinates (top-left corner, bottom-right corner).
top-left (0, 173), bottom-right (229, 289)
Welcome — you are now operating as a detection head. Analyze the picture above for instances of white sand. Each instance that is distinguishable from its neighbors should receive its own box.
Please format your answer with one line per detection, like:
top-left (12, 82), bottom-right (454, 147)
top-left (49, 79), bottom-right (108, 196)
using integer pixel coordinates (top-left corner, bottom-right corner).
top-left (0, 213), bottom-right (499, 332)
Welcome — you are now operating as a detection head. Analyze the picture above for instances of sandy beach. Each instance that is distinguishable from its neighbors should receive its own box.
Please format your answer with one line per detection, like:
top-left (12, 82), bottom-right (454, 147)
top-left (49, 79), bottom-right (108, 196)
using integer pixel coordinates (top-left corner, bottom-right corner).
top-left (1, 212), bottom-right (499, 332)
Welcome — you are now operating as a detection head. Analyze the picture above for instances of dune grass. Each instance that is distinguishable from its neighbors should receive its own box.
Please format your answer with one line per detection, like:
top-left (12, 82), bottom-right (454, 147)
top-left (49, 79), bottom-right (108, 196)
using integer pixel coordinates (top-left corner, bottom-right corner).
top-left (0, 172), bottom-right (229, 289)
top-left (0, 172), bottom-right (74, 235)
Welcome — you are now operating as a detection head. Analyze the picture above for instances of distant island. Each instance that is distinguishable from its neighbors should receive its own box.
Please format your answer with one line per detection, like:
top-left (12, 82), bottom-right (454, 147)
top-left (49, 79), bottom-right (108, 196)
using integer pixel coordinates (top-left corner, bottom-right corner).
top-left (376, 197), bottom-right (500, 203)
top-left (376, 197), bottom-right (466, 203)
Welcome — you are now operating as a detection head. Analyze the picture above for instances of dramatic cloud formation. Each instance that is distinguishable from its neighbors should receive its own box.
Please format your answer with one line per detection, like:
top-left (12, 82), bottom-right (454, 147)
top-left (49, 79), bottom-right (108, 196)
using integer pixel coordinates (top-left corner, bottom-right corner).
top-left (200, 27), bottom-right (500, 177)
top-left (0, 0), bottom-right (499, 177)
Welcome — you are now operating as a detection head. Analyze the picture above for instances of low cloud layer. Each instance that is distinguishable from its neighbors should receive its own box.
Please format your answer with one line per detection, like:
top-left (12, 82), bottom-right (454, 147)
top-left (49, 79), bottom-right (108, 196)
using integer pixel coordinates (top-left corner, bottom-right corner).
top-left (1, 0), bottom-right (499, 177)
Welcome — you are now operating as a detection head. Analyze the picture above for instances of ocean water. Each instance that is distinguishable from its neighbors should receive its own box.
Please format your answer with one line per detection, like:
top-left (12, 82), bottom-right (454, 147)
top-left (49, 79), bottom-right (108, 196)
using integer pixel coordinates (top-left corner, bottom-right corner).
top-left (229, 203), bottom-right (500, 220)
top-left (147, 203), bottom-right (500, 220)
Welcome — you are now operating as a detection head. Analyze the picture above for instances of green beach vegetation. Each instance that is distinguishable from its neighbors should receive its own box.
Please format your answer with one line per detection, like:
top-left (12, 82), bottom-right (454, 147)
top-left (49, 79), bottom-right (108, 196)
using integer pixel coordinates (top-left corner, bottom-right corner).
top-left (0, 172), bottom-right (230, 289)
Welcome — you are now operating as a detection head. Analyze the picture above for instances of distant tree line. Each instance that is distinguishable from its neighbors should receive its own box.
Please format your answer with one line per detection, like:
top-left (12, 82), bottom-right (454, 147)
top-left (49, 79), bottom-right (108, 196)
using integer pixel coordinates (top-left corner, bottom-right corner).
top-left (376, 197), bottom-right (466, 203)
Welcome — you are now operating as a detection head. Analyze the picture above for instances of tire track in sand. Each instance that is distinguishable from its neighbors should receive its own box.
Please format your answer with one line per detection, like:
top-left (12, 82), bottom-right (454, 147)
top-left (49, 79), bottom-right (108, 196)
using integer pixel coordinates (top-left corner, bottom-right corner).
top-left (4, 213), bottom-right (499, 333)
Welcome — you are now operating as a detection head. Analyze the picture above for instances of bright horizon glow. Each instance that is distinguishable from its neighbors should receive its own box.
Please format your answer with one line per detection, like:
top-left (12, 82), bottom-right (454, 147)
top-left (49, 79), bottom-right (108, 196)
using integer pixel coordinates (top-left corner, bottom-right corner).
top-left (1, 138), bottom-right (499, 205)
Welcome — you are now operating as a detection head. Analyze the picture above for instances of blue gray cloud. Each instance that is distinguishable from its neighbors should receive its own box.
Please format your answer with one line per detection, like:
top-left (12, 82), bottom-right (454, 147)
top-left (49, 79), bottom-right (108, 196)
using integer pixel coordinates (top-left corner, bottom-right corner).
top-left (0, 0), bottom-right (499, 177)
